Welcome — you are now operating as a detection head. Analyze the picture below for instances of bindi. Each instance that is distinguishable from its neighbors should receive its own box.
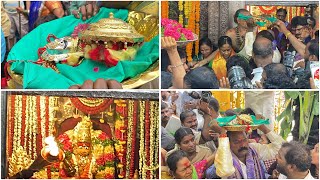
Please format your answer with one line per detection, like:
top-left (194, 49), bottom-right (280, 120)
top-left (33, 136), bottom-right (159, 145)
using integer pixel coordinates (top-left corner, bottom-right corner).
top-left (183, 161), bottom-right (191, 168)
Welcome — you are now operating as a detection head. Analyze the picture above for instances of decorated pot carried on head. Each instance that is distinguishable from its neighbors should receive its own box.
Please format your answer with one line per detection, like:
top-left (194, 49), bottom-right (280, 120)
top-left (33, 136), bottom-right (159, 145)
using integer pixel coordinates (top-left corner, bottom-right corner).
top-left (79, 12), bottom-right (145, 67)
top-left (215, 114), bottom-right (270, 133)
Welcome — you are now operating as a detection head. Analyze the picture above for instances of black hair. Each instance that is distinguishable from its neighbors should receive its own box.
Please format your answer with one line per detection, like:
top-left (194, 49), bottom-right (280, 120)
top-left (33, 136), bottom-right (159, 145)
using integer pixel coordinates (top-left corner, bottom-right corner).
top-left (253, 37), bottom-right (273, 59)
top-left (315, 30), bottom-right (319, 40)
top-left (218, 36), bottom-right (233, 48)
top-left (184, 66), bottom-right (219, 89)
top-left (307, 17), bottom-right (316, 28)
top-left (263, 63), bottom-right (296, 89)
top-left (161, 71), bottom-right (173, 89)
top-left (308, 39), bottom-right (319, 60)
top-left (234, 9), bottom-right (249, 24)
top-left (177, 47), bottom-right (186, 59)
top-left (291, 16), bottom-right (308, 28)
top-left (240, 108), bottom-right (255, 116)
top-left (199, 37), bottom-right (213, 49)
top-left (226, 55), bottom-right (253, 79)
top-left (167, 150), bottom-right (188, 173)
top-left (296, 73), bottom-right (311, 89)
top-left (161, 101), bottom-right (169, 110)
top-left (276, 8), bottom-right (287, 15)
top-left (180, 110), bottom-right (196, 123)
top-left (224, 109), bottom-right (238, 116)
top-left (264, 63), bottom-right (287, 76)
top-left (282, 141), bottom-right (312, 172)
top-left (207, 97), bottom-right (220, 113)
top-left (257, 30), bottom-right (275, 42)
top-left (264, 74), bottom-right (296, 89)
top-left (174, 127), bottom-right (194, 144)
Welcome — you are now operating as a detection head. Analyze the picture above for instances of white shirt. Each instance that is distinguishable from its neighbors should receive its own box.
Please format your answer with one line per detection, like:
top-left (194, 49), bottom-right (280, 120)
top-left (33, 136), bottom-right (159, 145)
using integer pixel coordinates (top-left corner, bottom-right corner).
top-left (239, 160), bottom-right (248, 179)
top-left (245, 91), bottom-right (275, 132)
top-left (278, 170), bottom-right (315, 179)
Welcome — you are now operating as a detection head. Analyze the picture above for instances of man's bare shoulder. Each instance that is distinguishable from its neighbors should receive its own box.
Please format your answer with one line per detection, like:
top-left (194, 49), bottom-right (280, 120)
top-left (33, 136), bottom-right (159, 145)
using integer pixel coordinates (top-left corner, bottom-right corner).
top-left (225, 28), bottom-right (236, 37)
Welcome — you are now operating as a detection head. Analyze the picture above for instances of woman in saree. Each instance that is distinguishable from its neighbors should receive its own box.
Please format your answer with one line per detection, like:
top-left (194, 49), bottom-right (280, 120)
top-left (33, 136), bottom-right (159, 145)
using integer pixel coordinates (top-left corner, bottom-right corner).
top-left (167, 150), bottom-right (213, 179)
top-left (191, 36), bottom-right (235, 81)
top-left (28, 1), bottom-right (64, 31)
top-left (166, 127), bottom-right (215, 178)
top-left (189, 37), bottom-right (216, 68)
top-left (208, 36), bottom-right (235, 80)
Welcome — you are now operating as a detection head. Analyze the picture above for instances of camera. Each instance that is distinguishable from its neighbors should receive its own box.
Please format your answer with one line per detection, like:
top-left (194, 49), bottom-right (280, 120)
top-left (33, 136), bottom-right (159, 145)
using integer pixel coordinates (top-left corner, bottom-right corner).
top-left (228, 66), bottom-right (254, 89)
top-left (188, 91), bottom-right (212, 103)
top-left (282, 50), bottom-right (296, 77)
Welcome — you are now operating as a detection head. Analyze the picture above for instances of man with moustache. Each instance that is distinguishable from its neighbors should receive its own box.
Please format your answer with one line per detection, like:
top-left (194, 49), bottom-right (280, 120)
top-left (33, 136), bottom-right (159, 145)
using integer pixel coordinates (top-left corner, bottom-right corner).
top-left (274, 141), bottom-right (314, 179)
top-left (180, 110), bottom-right (218, 152)
top-left (210, 119), bottom-right (285, 179)
top-left (272, 8), bottom-right (291, 55)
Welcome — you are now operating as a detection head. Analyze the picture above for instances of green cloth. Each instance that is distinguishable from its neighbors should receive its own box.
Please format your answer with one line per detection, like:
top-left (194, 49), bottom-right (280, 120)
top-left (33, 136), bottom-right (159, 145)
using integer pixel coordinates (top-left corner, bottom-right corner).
top-left (8, 7), bottom-right (159, 89)
top-left (216, 115), bottom-right (270, 126)
top-left (267, 16), bottom-right (278, 23)
top-left (192, 166), bottom-right (199, 179)
top-left (238, 13), bottom-right (252, 20)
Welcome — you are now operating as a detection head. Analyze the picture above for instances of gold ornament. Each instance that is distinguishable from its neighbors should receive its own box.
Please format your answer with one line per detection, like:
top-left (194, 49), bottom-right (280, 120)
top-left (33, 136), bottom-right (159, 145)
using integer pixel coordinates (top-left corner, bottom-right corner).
top-left (73, 116), bottom-right (93, 143)
top-left (79, 12), bottom-right (144, 44)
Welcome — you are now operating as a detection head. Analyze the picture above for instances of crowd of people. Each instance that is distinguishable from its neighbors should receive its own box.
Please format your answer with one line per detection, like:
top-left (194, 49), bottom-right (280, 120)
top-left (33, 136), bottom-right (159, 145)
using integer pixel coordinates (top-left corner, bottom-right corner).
top-left (161, 91), bottom-right (319, 179)
top-left (161, 7), bottom-right (319, 89)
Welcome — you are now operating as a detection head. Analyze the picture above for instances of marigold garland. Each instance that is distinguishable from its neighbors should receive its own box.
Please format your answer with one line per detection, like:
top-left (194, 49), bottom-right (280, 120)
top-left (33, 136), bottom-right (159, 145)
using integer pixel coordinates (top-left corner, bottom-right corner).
top-left (145, 101), bottom-right (151, 178)
top-left (161, 0), bottom-right (169, 18)
top-left (154, 101), bottom-right (160, 178)
top-left (9, 95), bottom-right (15, 157)
top-left (114, 99), bottom-right (128, 178)
top-left (36, 96), bottom-right (42, 156)
top-left (178, 1), bottom-right (184, 25)
top-left (129, 101), bottom-right (138, 178)
top-left (40, 96), bottom-right (47, 150)
top-left (195, 1), bottom-right (200, 56)
top-left (125, 100), bottom-right (134, 179)
top-left (48, 97), bottom-right (55, 136)
top-left (259, 6), bottom-right (277, 14)
top-left (32, 96), bottom-right (37, 159)
top-left (45, 96), bottom-right (49, 137)
top-left (186, 2), bottom-right (196, 61)
top-left (21, 96), bottom-right (26, 148)
top-left (138, 101), bottom-right (146, 179)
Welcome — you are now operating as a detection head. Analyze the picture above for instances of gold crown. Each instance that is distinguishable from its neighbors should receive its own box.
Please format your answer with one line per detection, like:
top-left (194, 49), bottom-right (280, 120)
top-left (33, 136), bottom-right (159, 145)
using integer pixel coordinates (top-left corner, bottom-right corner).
top-left (74, 116), bottom-right (93, 143)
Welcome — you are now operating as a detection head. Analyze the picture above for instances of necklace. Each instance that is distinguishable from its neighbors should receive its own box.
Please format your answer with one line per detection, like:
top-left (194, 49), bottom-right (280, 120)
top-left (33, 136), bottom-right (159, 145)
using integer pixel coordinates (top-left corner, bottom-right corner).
top-left (235, 26), bottom-right (245, 52)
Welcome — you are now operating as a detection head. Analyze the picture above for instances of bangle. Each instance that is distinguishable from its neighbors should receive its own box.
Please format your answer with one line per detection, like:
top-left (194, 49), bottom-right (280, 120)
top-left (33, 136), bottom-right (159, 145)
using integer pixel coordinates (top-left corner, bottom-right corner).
top-left (169, 63), bottom-right (184, 68)
top-left (285, 32), bottom-right (292, 38)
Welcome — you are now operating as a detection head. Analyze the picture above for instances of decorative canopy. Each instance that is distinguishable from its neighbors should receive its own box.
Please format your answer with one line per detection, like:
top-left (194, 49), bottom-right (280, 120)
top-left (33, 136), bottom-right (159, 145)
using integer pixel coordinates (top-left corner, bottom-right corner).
top-left (79, 12), bottom-right (144, 43)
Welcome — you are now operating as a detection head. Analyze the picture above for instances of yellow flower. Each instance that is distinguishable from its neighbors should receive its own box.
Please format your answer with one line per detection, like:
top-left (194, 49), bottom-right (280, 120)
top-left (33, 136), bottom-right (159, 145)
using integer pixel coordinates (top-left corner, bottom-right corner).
top-left (104, 145), bottom-right (114, 154)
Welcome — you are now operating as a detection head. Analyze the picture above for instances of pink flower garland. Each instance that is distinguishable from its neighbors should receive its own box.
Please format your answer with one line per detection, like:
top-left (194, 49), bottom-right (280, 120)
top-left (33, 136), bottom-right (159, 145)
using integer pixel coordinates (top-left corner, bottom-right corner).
top-left (161, 18), bottom-right (194, 41)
